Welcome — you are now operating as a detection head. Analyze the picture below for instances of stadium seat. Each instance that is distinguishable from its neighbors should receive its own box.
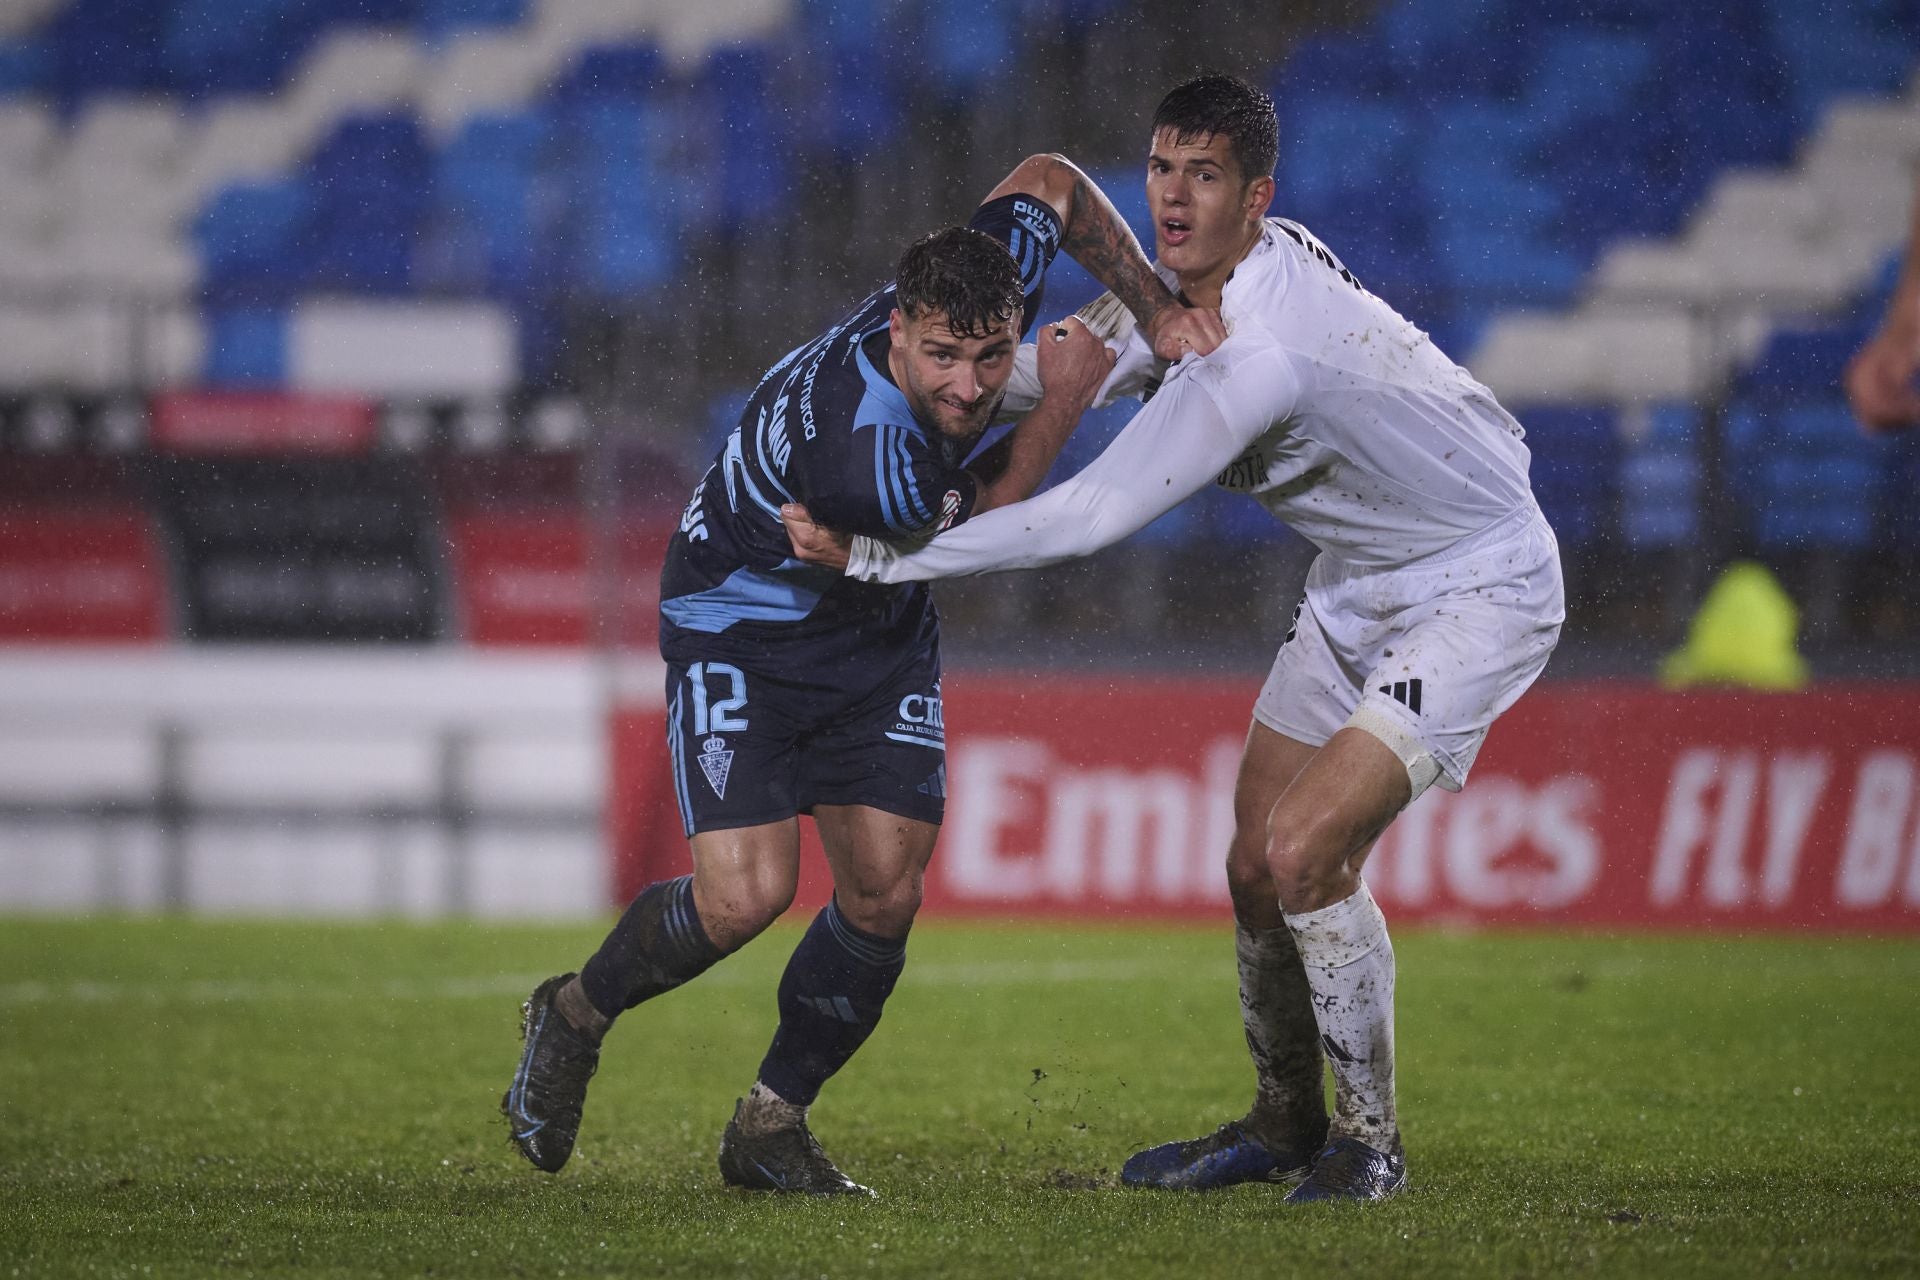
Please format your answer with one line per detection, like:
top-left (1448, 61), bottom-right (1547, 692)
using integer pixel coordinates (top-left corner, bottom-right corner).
top-left (1620, 403), bottom-right (1701, 549)
top-left (1517, 406), bottom-right (1619, 548)
top-left (203, 307), bottom-right (289, 386)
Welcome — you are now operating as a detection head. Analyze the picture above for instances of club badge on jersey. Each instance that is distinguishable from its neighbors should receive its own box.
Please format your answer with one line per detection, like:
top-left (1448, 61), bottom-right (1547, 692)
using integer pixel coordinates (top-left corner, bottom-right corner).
top-left (697, 736), bottom-right (735, 799)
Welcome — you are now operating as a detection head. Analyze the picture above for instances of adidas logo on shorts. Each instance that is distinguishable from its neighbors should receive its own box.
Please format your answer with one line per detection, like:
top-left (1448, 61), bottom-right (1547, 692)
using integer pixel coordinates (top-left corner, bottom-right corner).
top-left (1377, 678), bottom-right (1424, 715)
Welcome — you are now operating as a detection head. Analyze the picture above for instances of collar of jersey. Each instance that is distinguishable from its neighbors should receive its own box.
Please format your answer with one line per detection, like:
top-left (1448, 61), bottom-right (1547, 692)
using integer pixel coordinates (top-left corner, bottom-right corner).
top-left (1219, 219), bottom-right (1284, 324)
top-left (853, 333), bottom-right (928, 441)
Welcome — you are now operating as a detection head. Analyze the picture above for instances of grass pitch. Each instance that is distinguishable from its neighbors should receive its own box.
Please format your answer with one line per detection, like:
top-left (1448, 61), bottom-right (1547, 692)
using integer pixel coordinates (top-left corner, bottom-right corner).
top-left (3, 917), bottom-right (1916, 1278)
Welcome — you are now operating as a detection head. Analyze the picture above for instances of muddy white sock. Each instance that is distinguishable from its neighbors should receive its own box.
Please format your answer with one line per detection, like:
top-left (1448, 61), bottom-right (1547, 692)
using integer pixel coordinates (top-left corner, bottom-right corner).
top-left (1234, 921), bottom-right (1327, 1148)
top-left (736, 1080), bottom-right (808, 1137)
top-left (1283, 882), bottom-right (1398, 1149)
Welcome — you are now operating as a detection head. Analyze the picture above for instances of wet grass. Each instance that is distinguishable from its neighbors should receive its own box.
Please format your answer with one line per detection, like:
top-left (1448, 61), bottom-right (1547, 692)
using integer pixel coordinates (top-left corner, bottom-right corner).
top-left (3, 918), bottom-right (1916, 1278)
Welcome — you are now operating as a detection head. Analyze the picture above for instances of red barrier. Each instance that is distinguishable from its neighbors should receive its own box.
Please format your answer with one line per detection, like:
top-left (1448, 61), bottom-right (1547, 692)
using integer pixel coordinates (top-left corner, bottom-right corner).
top-left (0, 507), bottom-right (167, 642)
top-left (446, 513), bottom-right (671, 647)
top-left (150, 391), bottom-right (379, 454)
top-left (610, 677), bottom-right (1920, 931)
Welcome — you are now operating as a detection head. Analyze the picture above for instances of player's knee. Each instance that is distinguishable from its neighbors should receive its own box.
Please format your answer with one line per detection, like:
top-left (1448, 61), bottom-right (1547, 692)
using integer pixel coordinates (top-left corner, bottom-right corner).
top-left (1264, 828), bottom-right (1350, 915)
top-left (705, 864), bottom-right (798, 943)
top-left (834, 870), bottom-right (923, 939)
top-left (1225, 830), bottom-right (1276, 914)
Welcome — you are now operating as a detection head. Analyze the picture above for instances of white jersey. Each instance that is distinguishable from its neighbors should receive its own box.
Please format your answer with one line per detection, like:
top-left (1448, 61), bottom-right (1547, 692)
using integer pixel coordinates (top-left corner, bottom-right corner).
top-left (846, 218), bottom-right (1539, 584)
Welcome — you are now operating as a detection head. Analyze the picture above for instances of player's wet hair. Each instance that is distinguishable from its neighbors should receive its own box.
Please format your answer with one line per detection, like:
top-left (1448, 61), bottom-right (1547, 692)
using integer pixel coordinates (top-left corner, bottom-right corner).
top-left (1152, 74), bottom-right (1279, 185)
top-left (894, 226), bottom-right (1024, 339)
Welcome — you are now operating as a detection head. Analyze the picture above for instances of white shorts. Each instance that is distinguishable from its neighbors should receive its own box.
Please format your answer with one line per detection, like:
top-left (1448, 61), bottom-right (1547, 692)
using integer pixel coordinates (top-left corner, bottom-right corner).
top-left (1252, 504), bottom-right (1564, 797)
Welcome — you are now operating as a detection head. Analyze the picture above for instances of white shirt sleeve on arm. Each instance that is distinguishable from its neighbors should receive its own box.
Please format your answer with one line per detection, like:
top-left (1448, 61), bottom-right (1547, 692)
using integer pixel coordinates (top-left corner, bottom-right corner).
top-left (994, 329), bottom-right (1165, 422)
top-left (847, 334), bottom-right (1301, 583)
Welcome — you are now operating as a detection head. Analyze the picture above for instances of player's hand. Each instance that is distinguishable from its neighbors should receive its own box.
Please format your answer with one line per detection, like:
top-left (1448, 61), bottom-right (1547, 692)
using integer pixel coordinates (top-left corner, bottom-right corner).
top-left (1845, 324), bottom-right (1920, 434)
top-left (1146, 301), bottom-right (1227, 361)
top-left (1036, 315), bottom-right (1117, 412)
top-left (781, 503), bottom-right (852, 571)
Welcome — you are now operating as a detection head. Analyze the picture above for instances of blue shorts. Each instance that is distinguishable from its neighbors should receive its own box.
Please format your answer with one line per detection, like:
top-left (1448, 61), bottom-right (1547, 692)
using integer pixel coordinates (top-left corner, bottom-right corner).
top-left (663, 642), bottom-right (947, 835)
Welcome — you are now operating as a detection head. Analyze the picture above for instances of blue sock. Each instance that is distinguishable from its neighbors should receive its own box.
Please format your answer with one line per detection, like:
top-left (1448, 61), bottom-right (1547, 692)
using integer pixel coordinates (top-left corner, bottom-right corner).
top-left (578, 875), bottom-right (723, 1019)
top-left (757, 898), bottom-right (908, 1106)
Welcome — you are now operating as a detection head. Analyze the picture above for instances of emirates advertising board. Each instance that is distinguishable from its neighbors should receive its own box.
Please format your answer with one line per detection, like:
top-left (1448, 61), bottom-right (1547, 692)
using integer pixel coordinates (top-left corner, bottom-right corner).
top-left (612, 677), bottom-right (1920, 932)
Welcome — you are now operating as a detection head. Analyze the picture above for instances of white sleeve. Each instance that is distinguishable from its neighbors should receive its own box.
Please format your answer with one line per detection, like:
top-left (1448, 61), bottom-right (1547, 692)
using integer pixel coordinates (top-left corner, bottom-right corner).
top-left (847, 335), bottom-right (1301, 583)
top-left (996, 329), bottom-right (1165, 421)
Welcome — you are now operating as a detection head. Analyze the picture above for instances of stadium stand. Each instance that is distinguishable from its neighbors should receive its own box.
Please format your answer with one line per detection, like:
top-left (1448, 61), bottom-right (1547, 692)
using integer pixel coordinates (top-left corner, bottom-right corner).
top-left (0, 0), bottom-right (1916, 658)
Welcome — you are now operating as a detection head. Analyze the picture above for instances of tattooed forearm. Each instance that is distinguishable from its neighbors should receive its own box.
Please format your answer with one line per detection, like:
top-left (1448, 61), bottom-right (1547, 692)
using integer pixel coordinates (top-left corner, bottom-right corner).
top-left (1060, 167), bottom-right (1178, 330)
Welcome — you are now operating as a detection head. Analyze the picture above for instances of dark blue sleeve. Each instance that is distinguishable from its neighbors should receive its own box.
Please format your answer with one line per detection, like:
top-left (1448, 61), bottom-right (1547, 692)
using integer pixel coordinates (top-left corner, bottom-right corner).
top-left (800, 423), bottom-right (981, 539)
top-left (968, 193), bottom-right (1064, 339)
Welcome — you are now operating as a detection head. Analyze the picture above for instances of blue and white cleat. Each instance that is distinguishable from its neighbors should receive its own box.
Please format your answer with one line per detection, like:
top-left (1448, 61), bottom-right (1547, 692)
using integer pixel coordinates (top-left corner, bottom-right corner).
top-left (1284, 1136), bottom-right (1407, 1203)
top-left (1121, 1118), bottom-right (1327, 1191)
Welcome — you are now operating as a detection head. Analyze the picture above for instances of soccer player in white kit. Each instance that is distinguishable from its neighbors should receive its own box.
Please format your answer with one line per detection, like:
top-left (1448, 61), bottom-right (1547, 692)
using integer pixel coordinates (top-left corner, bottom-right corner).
top-left (784, 75), bottom-right (1564, 1203)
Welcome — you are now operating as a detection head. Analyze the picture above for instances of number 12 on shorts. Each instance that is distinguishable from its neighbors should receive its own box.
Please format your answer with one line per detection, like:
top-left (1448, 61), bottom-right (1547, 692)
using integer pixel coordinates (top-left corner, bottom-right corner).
top-left (686, 662), bottom-right (749, 734)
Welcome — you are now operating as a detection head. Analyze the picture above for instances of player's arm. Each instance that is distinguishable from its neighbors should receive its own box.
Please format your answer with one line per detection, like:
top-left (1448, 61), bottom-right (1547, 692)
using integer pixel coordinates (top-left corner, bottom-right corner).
top-left (985, 154), bottom-right (1224, 360)
top-left (785, 334), bottom-right (1298, 581)
top-left (966, 317), bottom-right (1114, 514)
top-left (1846, 173), bottom-right (1920, 433)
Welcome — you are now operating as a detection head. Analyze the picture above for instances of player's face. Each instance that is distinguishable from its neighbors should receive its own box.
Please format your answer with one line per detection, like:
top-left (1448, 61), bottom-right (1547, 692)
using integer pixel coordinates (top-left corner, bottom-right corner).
top-left (888, 307), bottom-right (1020, 441)
top-left (1147, 128), bottom-right (1273, 300)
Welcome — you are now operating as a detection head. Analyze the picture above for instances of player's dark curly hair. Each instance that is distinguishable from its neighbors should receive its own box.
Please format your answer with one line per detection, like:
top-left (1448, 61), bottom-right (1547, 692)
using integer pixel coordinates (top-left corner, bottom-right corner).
top-left (1152, 74), bottom-right (1279, 185)
top-left (894, 226), bottom-right (1025, 339)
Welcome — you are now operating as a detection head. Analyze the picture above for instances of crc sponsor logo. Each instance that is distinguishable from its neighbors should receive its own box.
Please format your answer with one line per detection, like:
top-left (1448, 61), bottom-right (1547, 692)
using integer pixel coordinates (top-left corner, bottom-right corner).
top-left (886, 687), bottom-right (945, 749)
top-left (939, 736), bottom-right (1601, 910)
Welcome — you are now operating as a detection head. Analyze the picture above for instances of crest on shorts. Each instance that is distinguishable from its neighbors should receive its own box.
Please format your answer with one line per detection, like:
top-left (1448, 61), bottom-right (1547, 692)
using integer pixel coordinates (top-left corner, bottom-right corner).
top-left (697, 735), bottom-right (734, 799)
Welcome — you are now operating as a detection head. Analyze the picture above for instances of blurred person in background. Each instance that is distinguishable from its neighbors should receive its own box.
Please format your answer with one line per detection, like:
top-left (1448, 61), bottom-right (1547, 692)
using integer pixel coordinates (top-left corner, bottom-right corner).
top-left (1846, 174), bottom-right (1920, 432)
top-left (503, 152), bottom-right (1221, 1196)
top-left (786, 74), bottom-right (1565, 1204)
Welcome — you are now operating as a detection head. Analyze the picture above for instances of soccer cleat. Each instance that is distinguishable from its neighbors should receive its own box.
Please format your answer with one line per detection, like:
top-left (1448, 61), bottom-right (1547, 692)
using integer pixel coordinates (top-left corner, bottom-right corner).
top-left (501, 973), bottom-right (602, 1173)
top-left (1120, 1116), bottom-right (1328, 1191)
top-left (1284, 1135), bottom-right (1407, 1204)
top-left (717, 1101), bottom-right (876, 1198)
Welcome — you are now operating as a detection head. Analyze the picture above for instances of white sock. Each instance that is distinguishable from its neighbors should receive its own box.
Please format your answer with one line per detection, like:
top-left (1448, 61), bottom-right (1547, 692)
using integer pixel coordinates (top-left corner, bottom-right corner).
top-left (736, 1080), bottom-right (807, 1137)
top-left (1234, 922), bottom-right (1327, 1146)
top-left (1283, 881), bottom-right (1399, 1149)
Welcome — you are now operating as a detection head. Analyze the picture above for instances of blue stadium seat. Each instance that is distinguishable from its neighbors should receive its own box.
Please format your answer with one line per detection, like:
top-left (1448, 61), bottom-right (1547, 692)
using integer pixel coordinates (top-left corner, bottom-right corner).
top-left (45, 0), bottom-right (169, 104)
top-left (303, 115), bottom-right (434, 294)
top-left (203, 307), bottom-right (288, 387)
top-left (1274, 29), bottom-right (1401, 104)
top-left (1281, 101), bottom-right (1417, 218)
top-left (430, 111), bottom-right (554, 297)
top-left (550, 41), bottom-right (662, 108)
top-left (695, 44), bottom-right (791, 234)
top-left (1740, 328), bottom-right (1868, 398)
top-left (1522, 28), bottom-right (1655, 130)
top-left (1620, 404), bottom-right (1701, 548)
top-left (418, 0), bottom-right (527, 44)
top-left (1885, 433), bottom-right (1920, 551)
top-left (561, 101), bottom-right (678, 297)
top-left (195, 180), bottom-right (311, 304)
top-left (1522, 406), bottom-right (1619, 547)
top-left (0, 37), bottom-right (49, 94)
top-left (923, 0), bottom-right (1017, 98)
top-left (1726, 399), bottom-right (1890, 551)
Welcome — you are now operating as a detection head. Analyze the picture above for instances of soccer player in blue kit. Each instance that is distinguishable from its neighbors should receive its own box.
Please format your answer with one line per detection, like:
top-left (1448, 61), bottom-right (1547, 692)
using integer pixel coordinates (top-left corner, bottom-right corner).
top-left (503, 154), bottom-right (1225, 1196)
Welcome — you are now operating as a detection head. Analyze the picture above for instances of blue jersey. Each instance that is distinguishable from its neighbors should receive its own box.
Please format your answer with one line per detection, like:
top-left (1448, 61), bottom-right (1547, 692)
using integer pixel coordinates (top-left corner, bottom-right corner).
top-left (660, 194), bottom-right (1064, 669)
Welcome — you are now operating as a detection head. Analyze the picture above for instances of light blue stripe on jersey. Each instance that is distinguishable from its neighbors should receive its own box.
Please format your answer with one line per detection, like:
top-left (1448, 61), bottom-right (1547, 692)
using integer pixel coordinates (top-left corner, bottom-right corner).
top-left (891, 431), bottom-right (932, 524)
top-left (852, 339), bottom-right (925, 441)
top-left (668, 685), bottom-right (693, 833)
top-left (869, 424), bottom-right (902, 532)
top-left (661, 561), bottom-right (830, 633)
